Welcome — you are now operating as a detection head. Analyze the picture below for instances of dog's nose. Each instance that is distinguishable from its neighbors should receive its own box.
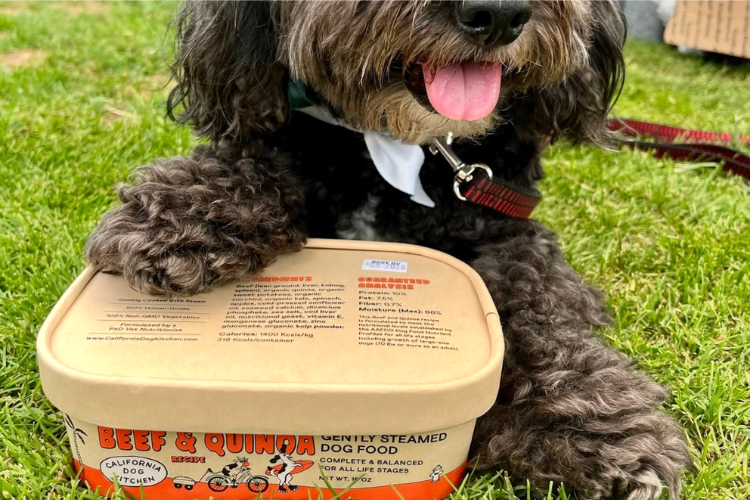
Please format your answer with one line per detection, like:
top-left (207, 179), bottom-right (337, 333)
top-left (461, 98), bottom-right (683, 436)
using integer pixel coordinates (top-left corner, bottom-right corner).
top-left (454, 0), bottom-right (532, 47)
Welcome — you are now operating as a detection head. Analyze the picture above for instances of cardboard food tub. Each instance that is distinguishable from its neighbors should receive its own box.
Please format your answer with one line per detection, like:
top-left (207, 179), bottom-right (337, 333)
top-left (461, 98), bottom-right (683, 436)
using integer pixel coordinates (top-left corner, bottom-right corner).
top-left (37, 239), bottom-right (504, 500)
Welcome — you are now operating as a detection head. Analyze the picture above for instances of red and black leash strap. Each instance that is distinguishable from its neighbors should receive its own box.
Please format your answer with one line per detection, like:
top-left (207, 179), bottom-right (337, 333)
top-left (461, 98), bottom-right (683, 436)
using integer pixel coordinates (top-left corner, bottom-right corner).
top-left (438, 119), bottom-right (748, 220)
top-left (606, 118), bottom-right (750, 180)
top-left (430, 136), bottom-right (542, 220)
top-left (459, 170), bottom-right (541, 220)
top-left (608, 118), bottom-right (750, 146)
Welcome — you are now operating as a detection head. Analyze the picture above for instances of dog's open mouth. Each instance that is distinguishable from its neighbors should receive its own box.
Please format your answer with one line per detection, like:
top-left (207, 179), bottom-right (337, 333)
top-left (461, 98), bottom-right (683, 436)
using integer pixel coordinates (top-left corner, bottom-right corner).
top-left (403, 61), bottom-right (502, 121)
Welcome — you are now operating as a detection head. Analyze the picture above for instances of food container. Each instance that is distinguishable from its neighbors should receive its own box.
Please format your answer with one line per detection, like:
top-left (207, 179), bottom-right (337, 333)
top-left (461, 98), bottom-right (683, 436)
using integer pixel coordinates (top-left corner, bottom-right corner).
top-left (37, 239), bottom-right (503, 500)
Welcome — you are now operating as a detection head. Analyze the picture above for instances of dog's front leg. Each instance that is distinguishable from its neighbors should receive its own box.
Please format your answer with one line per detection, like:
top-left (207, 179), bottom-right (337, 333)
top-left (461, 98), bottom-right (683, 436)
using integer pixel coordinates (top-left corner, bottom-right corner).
top-left (468, 226), bottom-right (691, 500)
top-left (86, 143), bottom-right (307, 295)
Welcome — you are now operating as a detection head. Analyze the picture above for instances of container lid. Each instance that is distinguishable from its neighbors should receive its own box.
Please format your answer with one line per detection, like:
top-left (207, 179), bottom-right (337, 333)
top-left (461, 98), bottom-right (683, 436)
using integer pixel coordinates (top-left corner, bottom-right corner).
top-left (38, 239), bottom-right (503, 435)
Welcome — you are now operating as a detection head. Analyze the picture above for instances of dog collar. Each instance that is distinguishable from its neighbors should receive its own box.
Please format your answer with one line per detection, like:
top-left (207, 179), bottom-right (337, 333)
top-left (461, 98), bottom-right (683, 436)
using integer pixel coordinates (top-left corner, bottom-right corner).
top-left (288, 79), bottom-right (541, 218)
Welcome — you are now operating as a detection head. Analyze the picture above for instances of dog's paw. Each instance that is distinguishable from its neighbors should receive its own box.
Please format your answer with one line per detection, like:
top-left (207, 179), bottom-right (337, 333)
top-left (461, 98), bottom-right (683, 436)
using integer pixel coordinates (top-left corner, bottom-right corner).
top-left (85, 201), bottom-right (223, 295)
top-left (474, 409), bottom-right (691, 500)
top-left (574, 413), bottom-right (692, 500)
top-left (616, 469), bottom-right (666, 500)
top-left (85, 155), bottom-right (306, 296)
top-left (584, 455), bottom-right (680, 500)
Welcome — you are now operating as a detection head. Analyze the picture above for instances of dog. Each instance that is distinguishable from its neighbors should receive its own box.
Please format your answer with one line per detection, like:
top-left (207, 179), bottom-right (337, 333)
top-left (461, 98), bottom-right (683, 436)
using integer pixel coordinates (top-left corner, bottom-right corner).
top-left (86, 1), bottom-right (692, 498)
top-left (267, 444), bottom-right (304, 493)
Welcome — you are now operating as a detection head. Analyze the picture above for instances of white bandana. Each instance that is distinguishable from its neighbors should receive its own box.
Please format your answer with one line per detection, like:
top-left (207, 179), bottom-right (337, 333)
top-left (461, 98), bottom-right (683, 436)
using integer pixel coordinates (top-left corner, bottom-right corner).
top-left (295, 106), bottom-right (435, 208)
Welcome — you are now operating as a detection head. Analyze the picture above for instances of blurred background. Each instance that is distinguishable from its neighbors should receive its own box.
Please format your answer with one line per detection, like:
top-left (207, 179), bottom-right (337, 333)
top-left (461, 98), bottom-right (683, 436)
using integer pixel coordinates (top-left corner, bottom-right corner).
top-left (1, 2), bottom-right (748, 500)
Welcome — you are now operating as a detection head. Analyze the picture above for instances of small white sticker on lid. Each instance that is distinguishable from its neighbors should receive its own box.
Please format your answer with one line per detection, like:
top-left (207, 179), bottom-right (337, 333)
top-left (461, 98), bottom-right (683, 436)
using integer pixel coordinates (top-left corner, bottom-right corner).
top-left (362, 259), bottom-right (408, 273)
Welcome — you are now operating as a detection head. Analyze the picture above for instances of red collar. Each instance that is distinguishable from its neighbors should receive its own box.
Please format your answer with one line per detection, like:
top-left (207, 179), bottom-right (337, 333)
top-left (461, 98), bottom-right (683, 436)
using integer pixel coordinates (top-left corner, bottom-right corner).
top-left (429, 135), bottom-right (542, 219)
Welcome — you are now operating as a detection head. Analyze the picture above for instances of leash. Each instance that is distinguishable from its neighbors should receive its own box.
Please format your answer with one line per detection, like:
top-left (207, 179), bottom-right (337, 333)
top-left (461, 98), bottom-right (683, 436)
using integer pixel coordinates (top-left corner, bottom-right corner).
top-left (606, 118), bottom-right (750, 180)
top-left (429, 134), bottom-right (542, 219)
top-left (429, 120), bottom-right (750, 220)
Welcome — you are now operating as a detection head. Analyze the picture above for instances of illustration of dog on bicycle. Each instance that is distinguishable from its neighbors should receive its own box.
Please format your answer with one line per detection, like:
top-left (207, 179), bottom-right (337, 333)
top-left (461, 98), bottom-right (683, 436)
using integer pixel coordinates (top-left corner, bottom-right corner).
top-left (172, 457), bottom-right (270, 493)
top-left (172, 449), bottom-right (314, 494)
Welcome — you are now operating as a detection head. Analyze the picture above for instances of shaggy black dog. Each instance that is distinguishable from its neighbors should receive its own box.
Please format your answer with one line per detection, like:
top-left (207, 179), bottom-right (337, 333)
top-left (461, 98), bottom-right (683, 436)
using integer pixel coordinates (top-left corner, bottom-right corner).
top-left (86, 1), bottom-right (692, 498)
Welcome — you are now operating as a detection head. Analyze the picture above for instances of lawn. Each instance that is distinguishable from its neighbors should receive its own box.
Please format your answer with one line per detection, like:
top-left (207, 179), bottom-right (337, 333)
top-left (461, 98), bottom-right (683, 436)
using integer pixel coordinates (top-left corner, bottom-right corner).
top-left (1, 2), bottom-right (749, 500)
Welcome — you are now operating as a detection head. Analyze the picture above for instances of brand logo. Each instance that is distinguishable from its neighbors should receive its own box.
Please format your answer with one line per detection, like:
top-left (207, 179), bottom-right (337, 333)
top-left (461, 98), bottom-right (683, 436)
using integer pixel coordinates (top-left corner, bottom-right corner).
top-left (99, 456), bottom-right (168, 487)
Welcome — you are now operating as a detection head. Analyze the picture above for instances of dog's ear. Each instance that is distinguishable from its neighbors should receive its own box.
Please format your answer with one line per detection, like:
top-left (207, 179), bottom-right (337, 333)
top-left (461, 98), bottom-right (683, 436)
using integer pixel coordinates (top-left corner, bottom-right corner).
top-left (510, 0), bottom-right (626, 146)
top-left (167, 0), bottom-right (289, 141)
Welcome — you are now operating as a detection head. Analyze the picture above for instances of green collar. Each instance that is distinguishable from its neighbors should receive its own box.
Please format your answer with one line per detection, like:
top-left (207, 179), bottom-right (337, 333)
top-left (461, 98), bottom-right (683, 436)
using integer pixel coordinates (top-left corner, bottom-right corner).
top-left (287, 78), bottom-right (313, 109)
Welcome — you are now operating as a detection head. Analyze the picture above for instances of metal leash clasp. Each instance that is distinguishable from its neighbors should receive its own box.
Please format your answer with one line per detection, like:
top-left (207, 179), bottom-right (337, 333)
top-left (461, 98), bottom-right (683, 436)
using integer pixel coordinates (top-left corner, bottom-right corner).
top-left (429, 133), bottom-right (493, 201)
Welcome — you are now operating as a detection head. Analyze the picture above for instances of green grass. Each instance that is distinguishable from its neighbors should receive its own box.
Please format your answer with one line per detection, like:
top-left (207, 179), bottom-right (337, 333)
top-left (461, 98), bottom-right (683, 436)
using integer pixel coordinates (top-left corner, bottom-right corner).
top-left (1, 2), bottom-right (749, 500)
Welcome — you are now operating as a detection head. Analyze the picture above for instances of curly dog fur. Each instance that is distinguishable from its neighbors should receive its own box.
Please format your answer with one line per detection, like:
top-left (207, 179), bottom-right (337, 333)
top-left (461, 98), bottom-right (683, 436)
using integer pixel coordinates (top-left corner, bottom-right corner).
top-left (86, 1), bottom-right (692, 498)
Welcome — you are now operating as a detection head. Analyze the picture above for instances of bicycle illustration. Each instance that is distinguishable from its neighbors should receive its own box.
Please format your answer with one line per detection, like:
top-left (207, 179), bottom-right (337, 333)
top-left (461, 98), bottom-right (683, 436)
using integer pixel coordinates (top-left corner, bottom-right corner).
top-left (172, 457), bottom-right (270, 493)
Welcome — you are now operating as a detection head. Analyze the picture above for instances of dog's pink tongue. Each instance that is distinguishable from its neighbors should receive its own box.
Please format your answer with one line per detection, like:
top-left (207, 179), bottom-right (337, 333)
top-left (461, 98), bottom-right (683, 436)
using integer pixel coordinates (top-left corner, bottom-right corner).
top-left (423, 61), bottom-right (502, 121)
